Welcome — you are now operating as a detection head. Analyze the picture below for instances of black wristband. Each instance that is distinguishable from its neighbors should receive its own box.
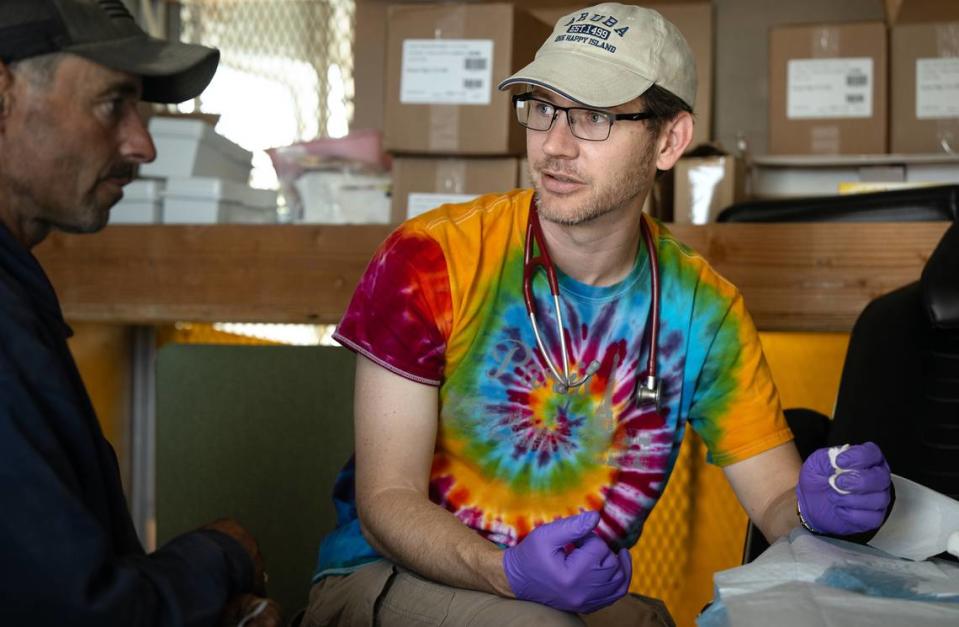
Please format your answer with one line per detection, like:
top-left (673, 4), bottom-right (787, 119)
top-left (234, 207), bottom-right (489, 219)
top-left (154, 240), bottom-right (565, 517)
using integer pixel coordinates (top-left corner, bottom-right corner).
top-left (797, 501), bottom-right (819, 534)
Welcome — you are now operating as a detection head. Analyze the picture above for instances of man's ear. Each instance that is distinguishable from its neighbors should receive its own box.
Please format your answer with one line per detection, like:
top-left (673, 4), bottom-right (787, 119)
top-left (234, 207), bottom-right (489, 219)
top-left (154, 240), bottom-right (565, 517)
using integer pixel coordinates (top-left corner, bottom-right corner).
top-left (654, 111), bottom-right (694, 172)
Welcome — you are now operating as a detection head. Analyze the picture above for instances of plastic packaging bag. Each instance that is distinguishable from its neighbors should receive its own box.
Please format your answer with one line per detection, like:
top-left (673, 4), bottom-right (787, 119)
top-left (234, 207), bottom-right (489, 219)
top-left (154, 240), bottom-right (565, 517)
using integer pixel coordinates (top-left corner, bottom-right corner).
top-left (698, 528), bottom-right (959, 627)
top-left (266, 129), bottom-right (391, 223)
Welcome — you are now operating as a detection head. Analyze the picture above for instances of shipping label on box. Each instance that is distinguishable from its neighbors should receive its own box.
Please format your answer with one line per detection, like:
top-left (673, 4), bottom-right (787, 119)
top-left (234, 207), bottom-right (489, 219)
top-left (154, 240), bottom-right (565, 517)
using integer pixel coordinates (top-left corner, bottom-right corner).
top-left (400, 40), bottom-right (494, 105)
top-left (787, 58), bottom-right (874, 119)
top-left (916, 57), bottom-right (959, 119)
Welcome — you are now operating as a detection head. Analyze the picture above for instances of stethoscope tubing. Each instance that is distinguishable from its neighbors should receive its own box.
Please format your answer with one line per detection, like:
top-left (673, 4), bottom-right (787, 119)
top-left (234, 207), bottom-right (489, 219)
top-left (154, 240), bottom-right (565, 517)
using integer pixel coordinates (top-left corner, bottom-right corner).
top-left (523, 198), bottom-right (661, 403)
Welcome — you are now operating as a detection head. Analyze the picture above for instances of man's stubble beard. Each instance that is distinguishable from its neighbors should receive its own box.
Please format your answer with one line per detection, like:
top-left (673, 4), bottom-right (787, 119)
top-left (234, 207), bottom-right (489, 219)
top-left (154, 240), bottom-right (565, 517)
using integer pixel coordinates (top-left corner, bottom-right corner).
top-left (531, 144), bottom-right (657, 227)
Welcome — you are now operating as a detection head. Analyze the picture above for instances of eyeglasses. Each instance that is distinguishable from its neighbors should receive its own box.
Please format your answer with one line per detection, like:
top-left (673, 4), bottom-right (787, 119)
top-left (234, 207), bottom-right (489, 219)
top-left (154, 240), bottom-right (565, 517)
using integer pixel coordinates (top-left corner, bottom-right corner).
top-left (512, 93), bottom-right (657, 142)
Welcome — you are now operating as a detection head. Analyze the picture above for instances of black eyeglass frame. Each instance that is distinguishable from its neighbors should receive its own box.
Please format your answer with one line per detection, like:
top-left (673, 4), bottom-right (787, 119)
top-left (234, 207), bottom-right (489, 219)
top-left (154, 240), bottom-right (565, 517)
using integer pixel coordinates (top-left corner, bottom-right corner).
top-left (511, 92), bottom-right (657, 141)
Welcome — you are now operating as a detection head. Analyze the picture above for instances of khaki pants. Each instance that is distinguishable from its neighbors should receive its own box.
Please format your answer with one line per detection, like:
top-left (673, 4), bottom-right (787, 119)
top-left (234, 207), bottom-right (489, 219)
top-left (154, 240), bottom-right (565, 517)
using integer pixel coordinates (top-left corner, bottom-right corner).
top-left (303, 560), bottom-right (674, 627)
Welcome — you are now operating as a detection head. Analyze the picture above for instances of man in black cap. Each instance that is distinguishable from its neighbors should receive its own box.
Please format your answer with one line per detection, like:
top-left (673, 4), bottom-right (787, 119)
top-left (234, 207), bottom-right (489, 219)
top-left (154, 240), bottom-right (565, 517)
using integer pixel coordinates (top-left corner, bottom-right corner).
top-left (0, 2), bottom-right (279, 625)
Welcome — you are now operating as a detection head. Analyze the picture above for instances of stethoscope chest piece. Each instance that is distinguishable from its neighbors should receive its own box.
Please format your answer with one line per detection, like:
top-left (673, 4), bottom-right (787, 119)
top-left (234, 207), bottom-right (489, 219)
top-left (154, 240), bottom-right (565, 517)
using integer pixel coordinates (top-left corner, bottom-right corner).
top-left (635, 374), bottom-right (662, 412)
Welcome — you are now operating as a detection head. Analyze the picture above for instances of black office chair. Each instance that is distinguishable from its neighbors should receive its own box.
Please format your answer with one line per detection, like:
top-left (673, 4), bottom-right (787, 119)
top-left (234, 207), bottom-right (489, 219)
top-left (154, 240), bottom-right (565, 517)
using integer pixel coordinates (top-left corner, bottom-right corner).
top-left (718, 184), bottom-right (959, 223)
top-left (827, 222), bottom-right (959, 500)
top-left (739, 195), bottom-right (959, 564)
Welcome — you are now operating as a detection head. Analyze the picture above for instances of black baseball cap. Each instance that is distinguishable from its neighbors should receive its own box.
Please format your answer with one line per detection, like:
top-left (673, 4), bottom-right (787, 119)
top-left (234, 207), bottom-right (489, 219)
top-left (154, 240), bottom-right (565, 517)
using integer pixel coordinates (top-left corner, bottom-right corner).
top-left (0, 0), bottom-right (219, 104)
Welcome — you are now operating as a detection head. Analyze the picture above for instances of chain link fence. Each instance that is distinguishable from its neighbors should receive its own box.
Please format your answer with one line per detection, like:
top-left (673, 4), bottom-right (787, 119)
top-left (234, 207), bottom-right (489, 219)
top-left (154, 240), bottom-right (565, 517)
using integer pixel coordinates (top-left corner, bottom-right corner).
top-left (167, 0), bottom-right (355, 189)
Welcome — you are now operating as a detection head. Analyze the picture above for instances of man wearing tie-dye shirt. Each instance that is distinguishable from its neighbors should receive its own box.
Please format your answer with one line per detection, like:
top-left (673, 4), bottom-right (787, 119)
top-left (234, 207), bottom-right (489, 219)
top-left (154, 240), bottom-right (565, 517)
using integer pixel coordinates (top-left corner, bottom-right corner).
top-left (304, 4), bottom-right (892, 626)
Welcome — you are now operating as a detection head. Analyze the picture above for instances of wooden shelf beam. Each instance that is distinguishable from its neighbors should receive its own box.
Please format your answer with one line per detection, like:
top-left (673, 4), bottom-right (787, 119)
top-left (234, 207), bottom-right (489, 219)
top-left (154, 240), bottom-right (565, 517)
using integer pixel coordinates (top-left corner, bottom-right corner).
top-left (34, 222), bottom-right (951, 331)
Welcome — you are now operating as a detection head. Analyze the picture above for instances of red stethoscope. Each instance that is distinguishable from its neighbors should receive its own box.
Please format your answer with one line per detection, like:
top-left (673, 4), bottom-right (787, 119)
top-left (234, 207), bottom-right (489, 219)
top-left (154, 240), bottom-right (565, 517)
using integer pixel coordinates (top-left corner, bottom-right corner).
top-left (523, 199), bottom-right (662, 409)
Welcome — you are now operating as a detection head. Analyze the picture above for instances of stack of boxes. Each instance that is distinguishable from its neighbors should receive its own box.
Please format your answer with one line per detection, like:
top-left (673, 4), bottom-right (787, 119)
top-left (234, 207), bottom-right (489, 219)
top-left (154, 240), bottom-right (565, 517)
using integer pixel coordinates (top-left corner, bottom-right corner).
top-left (111, 117), bottom-right (278, 224)
top-left (384, 3), bottom-right (549, 222)
top-left (767, 1), bottom-right (959, 158)
top-left (757, 0), bottom-right (959, 198)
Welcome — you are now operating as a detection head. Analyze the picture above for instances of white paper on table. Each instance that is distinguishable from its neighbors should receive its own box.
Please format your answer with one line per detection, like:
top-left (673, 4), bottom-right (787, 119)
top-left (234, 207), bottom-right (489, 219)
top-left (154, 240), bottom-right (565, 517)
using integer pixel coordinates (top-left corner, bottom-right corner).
top-left (867, 474), bottom-right (959, 561)
top-left (698, 529), bottom-right (959, 627)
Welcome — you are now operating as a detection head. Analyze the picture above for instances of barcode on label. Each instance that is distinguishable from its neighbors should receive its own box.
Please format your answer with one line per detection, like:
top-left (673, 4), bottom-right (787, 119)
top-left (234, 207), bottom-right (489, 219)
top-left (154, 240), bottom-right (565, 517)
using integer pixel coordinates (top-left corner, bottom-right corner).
top-left (846, 94), bottom-right (864, 103)
top-left (463, 79), bottom-right (483, 89)
top-left (464, 58), bottom-right (488, 70)
top-left (846, 73), bottom-right (868, 87)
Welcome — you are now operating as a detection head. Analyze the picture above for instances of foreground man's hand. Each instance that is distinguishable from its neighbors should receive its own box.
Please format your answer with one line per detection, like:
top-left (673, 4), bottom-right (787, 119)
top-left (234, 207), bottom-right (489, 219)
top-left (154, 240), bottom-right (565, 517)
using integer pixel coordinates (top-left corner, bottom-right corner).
top-left (204, 518), bottom-right (267, 594)
top-left (220, 594), bottom-right (282, 627)
top-left (797, 442), bottom-right (892, 535)
top-left (502, 510), bottom-right (632, 614)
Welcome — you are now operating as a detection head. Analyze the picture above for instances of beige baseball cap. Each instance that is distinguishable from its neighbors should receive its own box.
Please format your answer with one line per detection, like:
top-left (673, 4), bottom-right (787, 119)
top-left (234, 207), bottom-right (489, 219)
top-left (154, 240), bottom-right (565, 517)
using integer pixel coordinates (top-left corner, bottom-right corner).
top-left (498, 2), bottom-right (696, 109)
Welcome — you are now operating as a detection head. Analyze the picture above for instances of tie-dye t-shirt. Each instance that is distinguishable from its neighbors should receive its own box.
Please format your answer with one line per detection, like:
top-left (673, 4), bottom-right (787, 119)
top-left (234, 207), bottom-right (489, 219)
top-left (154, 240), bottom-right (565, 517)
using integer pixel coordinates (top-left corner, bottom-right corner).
top-left (314, 188), bottom-right (791, 579)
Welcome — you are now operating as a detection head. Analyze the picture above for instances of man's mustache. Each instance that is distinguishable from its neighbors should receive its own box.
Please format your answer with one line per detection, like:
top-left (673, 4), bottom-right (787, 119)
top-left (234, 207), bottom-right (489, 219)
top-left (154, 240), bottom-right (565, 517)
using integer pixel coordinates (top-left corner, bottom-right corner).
top-left (533, 159), bottom-right (584, 181)
top-left (104, 164), bottom-right (135, 180)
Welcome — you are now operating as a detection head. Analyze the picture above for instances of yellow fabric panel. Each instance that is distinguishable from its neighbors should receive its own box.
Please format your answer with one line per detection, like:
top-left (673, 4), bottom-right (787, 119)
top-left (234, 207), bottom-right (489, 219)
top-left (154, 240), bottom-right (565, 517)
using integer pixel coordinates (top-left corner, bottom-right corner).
top-left (629, 331), bottom-right (849, 625)
top-left (66, 323), bottom-right (133, 481)
top-left (629, 429), bottom-right (697, 613)
top-left (759, 332), bottom-right (850, 417)
top-left (156, 322), bottom-right (282, 347)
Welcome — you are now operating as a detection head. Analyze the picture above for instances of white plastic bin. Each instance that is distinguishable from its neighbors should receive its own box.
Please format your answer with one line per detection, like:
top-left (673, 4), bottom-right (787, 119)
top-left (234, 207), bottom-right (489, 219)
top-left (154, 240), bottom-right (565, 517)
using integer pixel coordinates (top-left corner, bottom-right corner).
top-left (110, 179), bottom-right (163, 224)
top-left (141, 118), bottom-right (253, 183)
top-left (752, 153), bottom-right (959, 198)
top-left (162, 177), bottom-right (278, 224)
top-left (294, 170), bottom-right (392, 223)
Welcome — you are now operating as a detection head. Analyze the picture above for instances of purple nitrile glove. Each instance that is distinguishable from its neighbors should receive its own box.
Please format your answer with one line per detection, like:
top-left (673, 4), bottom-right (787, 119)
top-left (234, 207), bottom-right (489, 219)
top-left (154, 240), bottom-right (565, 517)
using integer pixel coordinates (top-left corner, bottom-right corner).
top-left (797, 441), bottom-right (892, 536)
top-left (502, 511), bottom-right (632, 614)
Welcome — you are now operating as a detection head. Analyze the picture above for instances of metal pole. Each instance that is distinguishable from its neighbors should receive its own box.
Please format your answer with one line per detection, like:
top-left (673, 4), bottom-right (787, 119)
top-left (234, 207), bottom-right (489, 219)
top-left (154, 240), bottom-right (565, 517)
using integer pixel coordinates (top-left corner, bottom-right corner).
top-left (129, 326), bottom-right (157, 551)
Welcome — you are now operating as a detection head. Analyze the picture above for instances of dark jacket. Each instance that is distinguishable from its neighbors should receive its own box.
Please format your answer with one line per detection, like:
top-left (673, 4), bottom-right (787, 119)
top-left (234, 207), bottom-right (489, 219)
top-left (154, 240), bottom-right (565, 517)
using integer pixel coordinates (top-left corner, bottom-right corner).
top-left (0, 223), bottom-right (252, 626)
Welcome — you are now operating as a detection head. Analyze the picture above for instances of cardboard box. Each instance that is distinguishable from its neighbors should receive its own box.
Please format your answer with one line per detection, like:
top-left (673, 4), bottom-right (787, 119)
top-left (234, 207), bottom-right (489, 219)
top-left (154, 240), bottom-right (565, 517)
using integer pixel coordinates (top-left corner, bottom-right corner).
top-left (673, 155), bottom-right (745, 223)
top-left (295, 170), bottom-right (392, 224)
top-left (890, 1), bottom-right (959, 153)
top-left (526, 2), bottom-right (713, 149)
top-left (885, 0), bottom-right (904, 22)
top-left (518, 157), bottom-right (532, 189)
top-left (769, 22), bottom-right (888, 155)
top-left (384, 3), bottom-right (549, 155)
top-left (353, 0), bottom-right (441, 134)
top-left (391, 156), bottom-right (518, 222)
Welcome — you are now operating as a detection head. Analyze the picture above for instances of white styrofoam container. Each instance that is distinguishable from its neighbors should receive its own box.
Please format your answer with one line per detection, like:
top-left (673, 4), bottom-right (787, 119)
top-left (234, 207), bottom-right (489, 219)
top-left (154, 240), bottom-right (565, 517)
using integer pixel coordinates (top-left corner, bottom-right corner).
top-left (294, 170), bottom-right (391, 223)
top-left (141, 118), bottom-right (253, 183)
top-left (161, 177), bottom-right (278, 224)
top-left (752, 153), bottom-right (959, 198)
top-left (110, 179), bottom-right (163, 224)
